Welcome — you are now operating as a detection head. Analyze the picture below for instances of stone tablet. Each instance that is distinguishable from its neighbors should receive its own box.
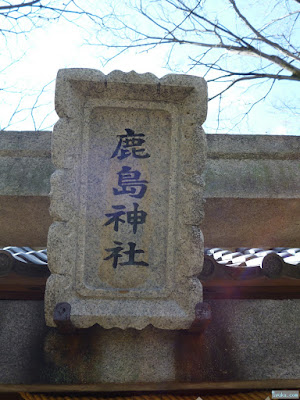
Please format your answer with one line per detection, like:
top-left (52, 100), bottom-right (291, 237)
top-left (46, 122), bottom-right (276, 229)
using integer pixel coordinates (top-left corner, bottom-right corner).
top-left (45, 69), bottom-right (207, 330)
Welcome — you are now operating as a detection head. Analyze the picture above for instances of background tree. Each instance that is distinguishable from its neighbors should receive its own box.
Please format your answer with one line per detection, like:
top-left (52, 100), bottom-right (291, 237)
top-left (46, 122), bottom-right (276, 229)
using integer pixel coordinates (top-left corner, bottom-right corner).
top-left (0, 0), bottom-right (103, 130)
top-left (1, 0), bottom-right (299, 133)
top-left (92, 0), bottom-right (300, 133)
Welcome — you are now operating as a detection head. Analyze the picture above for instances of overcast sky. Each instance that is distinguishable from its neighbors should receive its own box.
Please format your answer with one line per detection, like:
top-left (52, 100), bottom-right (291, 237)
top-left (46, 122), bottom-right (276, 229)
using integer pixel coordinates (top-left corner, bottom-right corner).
top-left (1, 0), bottom-right (299, 135)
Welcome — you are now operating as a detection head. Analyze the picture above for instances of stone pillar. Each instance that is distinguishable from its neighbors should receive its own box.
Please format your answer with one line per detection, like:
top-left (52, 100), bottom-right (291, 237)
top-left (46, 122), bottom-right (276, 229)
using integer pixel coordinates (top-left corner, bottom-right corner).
top-left (45, 69), bottom-right (207, 331)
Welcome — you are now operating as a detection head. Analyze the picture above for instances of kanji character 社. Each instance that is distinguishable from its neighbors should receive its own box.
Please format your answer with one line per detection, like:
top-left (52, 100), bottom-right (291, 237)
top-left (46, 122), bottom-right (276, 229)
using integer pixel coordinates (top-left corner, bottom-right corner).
top-left (104, 241), bottom-right (149, 268)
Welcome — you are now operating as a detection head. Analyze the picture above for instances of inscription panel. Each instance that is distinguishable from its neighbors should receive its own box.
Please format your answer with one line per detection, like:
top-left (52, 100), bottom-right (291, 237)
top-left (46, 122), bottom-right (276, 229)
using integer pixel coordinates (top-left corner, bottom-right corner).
top-left (81, 107), bottom-right (173, 294)
top-left (46, 69), bottom-right (207, 330)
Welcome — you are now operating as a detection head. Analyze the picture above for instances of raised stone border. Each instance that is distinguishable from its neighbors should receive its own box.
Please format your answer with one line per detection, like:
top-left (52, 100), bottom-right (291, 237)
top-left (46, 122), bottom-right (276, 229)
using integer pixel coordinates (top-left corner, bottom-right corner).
top-left (45, 69), bottom-right (207, 330)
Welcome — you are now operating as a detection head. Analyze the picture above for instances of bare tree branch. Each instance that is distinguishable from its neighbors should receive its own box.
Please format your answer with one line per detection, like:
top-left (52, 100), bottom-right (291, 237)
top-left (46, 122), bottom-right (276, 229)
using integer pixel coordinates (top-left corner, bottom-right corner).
top-left (1, 0), bottom-right (299, 133)
top-left (0, 0), bottom-right (40, 11)
top-left (229, 0), bottom-right (300, 62)
top-left (86, 0), bottom-right (299, 133)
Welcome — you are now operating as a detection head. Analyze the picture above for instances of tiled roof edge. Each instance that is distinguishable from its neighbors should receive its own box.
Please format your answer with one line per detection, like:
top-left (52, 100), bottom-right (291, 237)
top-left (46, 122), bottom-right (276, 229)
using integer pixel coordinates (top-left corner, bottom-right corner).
top-left (201, 248), bottom-right (300, 281)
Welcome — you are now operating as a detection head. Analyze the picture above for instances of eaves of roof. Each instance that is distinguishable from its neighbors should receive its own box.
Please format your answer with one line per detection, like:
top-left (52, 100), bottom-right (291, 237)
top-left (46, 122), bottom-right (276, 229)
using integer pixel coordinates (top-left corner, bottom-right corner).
top-left (0, 246), bottom-right (299, 300)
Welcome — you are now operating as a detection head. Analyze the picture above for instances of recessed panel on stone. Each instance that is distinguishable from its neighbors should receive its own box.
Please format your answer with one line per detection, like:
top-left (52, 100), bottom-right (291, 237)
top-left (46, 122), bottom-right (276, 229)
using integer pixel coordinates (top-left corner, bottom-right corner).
top-left (45, 69), bottom-right (207, 330)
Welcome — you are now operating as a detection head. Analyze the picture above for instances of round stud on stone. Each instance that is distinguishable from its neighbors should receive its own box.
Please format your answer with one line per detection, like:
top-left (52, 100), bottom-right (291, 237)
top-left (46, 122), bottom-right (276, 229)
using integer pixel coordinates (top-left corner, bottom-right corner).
top-left (262, 253), bottom-right (284, 279)
top-left (198, 255), bottom-right (215, 279)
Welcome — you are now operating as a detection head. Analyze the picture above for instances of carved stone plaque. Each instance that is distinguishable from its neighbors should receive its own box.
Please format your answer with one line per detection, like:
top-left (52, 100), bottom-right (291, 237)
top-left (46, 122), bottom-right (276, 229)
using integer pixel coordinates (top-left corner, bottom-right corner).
top-left (45, 69), bottom-right (207, 329)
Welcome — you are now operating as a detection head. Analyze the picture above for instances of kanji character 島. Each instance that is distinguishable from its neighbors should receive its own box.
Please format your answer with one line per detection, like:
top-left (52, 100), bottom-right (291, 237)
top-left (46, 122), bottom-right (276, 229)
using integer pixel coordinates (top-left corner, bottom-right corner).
top-left (113, 166), bottom-right (148, 199)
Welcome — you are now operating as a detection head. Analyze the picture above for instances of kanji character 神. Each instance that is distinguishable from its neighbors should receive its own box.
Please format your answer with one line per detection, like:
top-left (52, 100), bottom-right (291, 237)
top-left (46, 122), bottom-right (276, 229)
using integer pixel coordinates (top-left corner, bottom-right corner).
top-left (127, 203), bottom-right (147, 234)
top-left (104, 205), bottom-right (126, 232)
top-left (104, 203), bottom-right (147, 234)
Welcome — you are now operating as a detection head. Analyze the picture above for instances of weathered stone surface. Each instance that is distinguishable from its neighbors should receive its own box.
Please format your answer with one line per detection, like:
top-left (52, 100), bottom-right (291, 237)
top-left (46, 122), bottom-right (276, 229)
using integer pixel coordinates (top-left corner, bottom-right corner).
top-left (203, 198), bottom-right (300, 248)
top-left (0, 131), bottom-right (53, 196)
top-left (202, 134), bottom-right (300, 247)
top-left (0, 301), bottom-right (47, 384)
top-left (45, 69), bottom-right (207, 330)
top-left (0, 131), bottom-right (53, 247)
top-left (1, 299), bottom-right (300, 385)
top-left (0, 132), bottom-right (299, 248)
top-left (178, 299), bottom-right (300, 382)
top-left (44, 325), bottom-right (177, 384)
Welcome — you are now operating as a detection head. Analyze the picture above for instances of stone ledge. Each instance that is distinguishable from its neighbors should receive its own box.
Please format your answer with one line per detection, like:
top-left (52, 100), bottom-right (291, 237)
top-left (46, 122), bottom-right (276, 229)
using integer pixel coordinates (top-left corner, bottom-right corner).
top-left (0, 132), bottom-right (299, 247)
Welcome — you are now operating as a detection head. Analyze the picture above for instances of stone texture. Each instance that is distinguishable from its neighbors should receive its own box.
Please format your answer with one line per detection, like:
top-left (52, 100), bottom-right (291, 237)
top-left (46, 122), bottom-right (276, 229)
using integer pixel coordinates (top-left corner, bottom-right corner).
top-left (202, 133), bottom-right (300, 248)
top-left (178, 299), bottom-right (300, 382)
top-left (203, 198), bottom-right (300, 248)
top-left (43, 325), bottom-right (177, 384)
top-left (204, 136), bottom-right (300, 198)
top-left (45, 69), bottom-right (207, 330)
top-left (0, 301), bottom-right (47, 384)
top-left (0, 131), bottom-right (53, 196)
top-left (0, 131), bottom-right (53, 247)
top-left (0, 132), bottom-right (299, 248)
top-left (1, 299), bottom-right (300, 385)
